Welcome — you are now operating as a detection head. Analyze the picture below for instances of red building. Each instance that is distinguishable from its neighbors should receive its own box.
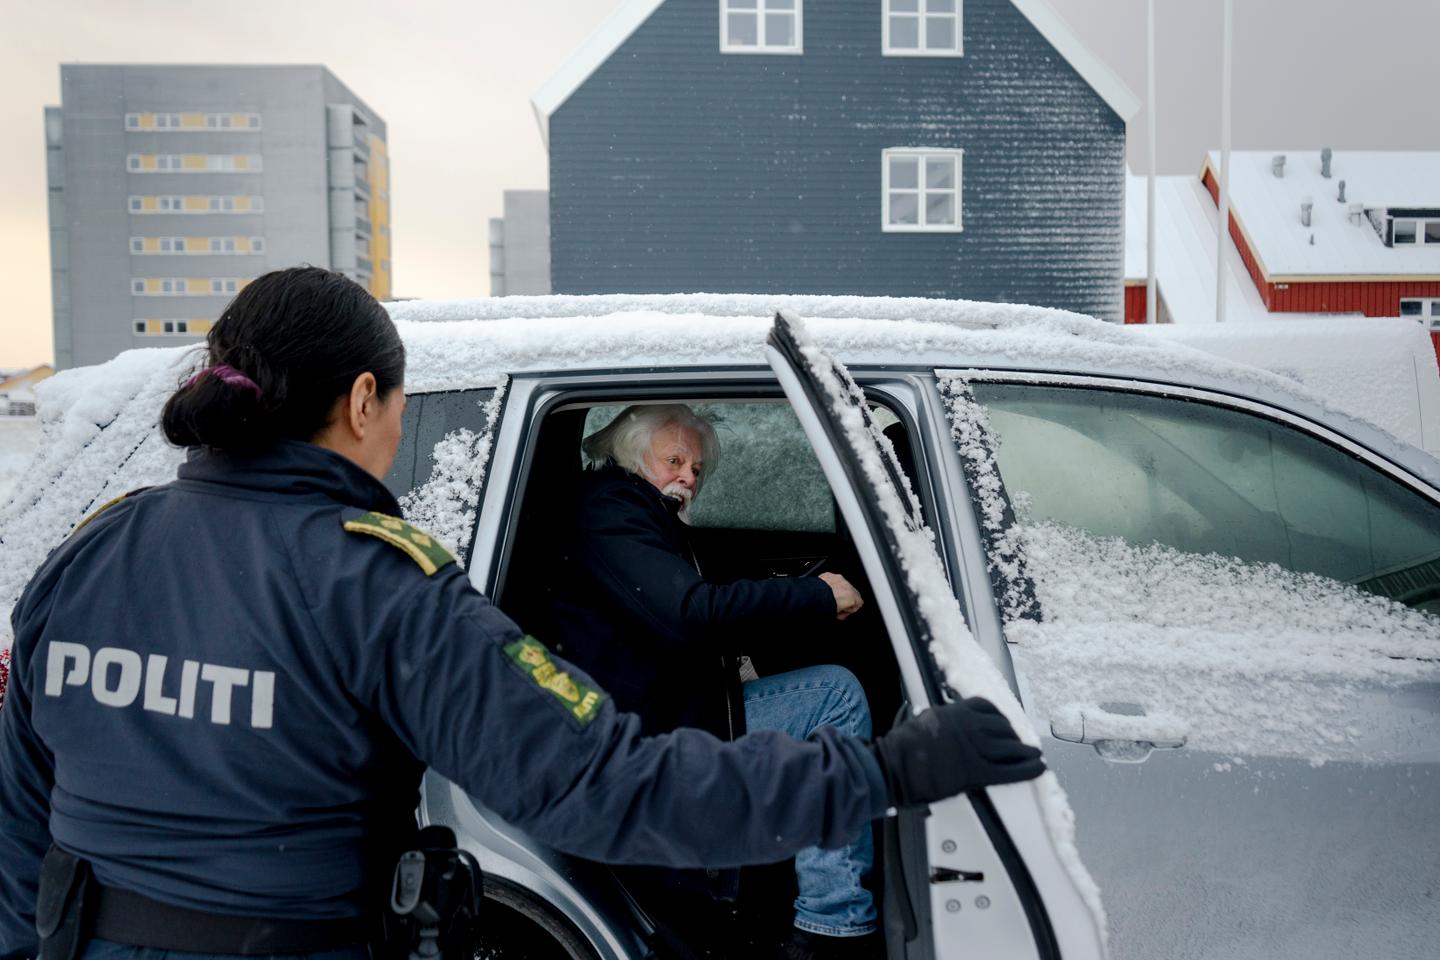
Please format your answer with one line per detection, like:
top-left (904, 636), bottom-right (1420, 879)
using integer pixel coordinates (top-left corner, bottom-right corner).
top-left (1127, 150), bottom-right (1440, 362)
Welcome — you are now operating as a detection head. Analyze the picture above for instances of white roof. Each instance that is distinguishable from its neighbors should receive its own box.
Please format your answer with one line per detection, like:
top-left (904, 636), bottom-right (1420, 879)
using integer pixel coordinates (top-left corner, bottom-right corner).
top-left (1125, 169), bottom-right (1274, 324)
top-left (530, 0), bottom-right (1140, 148)
top-left (1203, 150), bottom-right (1440, 280)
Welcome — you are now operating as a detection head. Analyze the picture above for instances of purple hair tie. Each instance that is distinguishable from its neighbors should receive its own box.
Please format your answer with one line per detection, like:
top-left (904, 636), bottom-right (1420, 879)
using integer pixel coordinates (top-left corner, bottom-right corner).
top-left (184, 364), bottom-right (263, 401)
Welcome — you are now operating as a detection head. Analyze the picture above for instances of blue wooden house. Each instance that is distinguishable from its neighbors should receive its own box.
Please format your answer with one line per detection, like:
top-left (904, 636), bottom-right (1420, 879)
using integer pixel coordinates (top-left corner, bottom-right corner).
top-left (533, 0), bottom-right (1139, 321)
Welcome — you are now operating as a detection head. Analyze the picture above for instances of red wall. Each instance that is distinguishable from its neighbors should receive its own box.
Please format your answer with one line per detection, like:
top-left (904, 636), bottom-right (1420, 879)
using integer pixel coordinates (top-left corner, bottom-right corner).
top-left (1124, 284), bottom-right (1147, 323)
top-left (1200, 166), bottom-right (1440, 317)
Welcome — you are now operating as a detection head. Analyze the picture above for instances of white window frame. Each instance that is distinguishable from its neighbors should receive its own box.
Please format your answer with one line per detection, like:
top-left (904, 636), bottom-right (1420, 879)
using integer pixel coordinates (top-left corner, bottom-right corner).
top-left (1393, 218), bottom-right (1440, 246)
top-left (881, 147), bottom-right (964, 233)
top-left (883, 0), bottom-right (963, 57)
top-left (719, 0), bottom-right (803, 54)
top-left (1400, 298), bottom-right (1440, 326)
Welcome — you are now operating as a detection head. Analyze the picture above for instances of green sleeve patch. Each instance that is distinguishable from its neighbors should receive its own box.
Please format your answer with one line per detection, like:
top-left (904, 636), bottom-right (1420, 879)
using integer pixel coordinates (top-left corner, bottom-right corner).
top-left (503, 636), bottom-right (608, 726)
top-left (342, 511), bottom-right (455, 576)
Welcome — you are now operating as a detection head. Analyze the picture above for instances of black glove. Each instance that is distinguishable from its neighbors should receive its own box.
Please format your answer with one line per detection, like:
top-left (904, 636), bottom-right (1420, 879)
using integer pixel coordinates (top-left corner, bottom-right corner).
top-left (871, 697), bottom-right (1045, 807)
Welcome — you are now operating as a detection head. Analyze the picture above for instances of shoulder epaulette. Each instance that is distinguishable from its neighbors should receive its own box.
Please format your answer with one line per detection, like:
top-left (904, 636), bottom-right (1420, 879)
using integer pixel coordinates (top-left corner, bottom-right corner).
top-left (72, 488), bottom-right (149, 536)
top-left (343, 511), bottom-right (456, 576)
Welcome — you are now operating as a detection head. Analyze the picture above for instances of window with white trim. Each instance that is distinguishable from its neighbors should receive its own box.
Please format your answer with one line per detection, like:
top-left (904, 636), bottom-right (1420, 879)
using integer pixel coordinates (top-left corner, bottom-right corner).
top-left (882, 148), bottom-right (963, 232)
top-left (883, 0), bottom-right (962, 56)
top-left (1400, 298), bottom-right (1440, 326)
top-left (720, 0), bottom-right (802, 53)
top-left (1393, 217), bottom-right (1440, 246)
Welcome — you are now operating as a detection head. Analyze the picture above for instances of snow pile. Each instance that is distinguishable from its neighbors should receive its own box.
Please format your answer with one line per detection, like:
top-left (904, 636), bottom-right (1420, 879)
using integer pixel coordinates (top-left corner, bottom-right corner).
top-left (781, 313), bottom-right (1108, 938)
top-left (399, 384), bottom-right (508, 559)
top-left (1008, 521), bottom-right (1440, 763)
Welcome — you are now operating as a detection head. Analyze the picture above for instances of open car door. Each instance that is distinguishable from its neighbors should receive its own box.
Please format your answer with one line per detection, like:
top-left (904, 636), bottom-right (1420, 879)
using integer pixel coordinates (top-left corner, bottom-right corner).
top-left (764, 313), bottom-right (1108, 960)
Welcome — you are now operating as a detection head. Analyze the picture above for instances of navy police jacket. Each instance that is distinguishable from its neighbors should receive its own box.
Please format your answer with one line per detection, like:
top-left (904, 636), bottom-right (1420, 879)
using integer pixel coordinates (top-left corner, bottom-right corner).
top-left (0, 440), bottom-right (888, 960)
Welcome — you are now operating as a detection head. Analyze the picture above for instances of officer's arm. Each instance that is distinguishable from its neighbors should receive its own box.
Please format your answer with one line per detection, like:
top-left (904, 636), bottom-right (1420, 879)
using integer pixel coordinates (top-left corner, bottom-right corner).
top-left (580, 484), bottom-right (836, 648)
top-left (0, 633), bottom-right (57, 960)
top-left (371, 569), bottom-right (888, 868)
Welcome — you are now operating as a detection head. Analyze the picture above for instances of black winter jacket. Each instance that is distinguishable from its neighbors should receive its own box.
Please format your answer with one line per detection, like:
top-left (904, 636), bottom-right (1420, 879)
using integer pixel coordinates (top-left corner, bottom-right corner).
top-left (546, 465), bottom-right (839, 741)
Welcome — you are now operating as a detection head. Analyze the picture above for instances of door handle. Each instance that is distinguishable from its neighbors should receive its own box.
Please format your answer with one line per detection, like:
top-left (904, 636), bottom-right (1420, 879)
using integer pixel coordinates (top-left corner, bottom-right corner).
top-left (1049, 703), bottom-right (1187, 762)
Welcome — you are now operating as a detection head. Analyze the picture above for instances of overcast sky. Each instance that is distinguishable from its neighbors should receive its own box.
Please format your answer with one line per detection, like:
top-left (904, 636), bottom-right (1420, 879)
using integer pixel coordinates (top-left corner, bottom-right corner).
top-left (2, 0), bottom-right (1436, 368)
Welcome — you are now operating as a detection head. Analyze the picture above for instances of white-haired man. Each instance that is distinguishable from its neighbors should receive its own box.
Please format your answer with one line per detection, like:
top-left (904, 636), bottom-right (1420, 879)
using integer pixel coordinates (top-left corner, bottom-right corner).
top-left (546, 404), bottom-right (880, 960)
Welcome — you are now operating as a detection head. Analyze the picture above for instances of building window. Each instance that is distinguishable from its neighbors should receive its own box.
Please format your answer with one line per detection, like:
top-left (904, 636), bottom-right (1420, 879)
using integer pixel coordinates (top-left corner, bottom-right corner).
top-left (128, 112), bottom-right (262, 132)
top-left (1401, 298), bottom-right (1440, 320)
top-left (129, 196), bottom-right (143, 212)
top-left (133, 320), bottom-right (145, 334)
top-left (1394, 218), bottom-right (1440, 245)
top-left (882, 148), bottom-right (963, 232)
top-left (127, 154), bottom-right (263, 174)
top-left (720, 0), bottom-right (802, 54)
top-left (132, 279), bottom-right (145, 294)
top-left (883, 0), bottom-right (962, 56)
top-left (251, 237), bottom-right (265, 253)
top-left (1393, 218), bottom-right (1440, 245)
top-left (130, 238), bottom-right (144, 253)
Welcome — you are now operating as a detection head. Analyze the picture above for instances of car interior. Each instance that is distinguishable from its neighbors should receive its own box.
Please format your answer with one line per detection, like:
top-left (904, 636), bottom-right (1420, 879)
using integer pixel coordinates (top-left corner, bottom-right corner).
top-left (493, 394), bottom-right (926, 958)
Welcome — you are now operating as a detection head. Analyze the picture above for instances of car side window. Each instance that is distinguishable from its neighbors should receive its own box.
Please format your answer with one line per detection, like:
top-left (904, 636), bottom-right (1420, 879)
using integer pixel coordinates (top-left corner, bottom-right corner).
top-left (384, 386), bottom-right (506, 562)
top-left (582, 402), bottom-right (834, 533)
top-left (967, 382), bottom-right (1440, 614)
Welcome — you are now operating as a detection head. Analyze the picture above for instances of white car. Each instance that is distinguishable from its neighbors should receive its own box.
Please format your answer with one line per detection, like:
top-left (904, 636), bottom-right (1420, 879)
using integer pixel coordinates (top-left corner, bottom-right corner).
top-left (3, 295), bottom-right (1438, 960)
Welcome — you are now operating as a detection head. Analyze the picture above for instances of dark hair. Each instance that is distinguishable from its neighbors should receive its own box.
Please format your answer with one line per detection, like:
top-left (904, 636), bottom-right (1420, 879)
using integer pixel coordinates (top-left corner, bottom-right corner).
top-left (162, 266), bottom-right (405, 453)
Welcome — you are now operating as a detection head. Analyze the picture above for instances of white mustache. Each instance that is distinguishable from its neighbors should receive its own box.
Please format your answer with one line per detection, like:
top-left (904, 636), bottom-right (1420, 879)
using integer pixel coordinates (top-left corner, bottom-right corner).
top-left (662, 482), bottom-right (693, 503)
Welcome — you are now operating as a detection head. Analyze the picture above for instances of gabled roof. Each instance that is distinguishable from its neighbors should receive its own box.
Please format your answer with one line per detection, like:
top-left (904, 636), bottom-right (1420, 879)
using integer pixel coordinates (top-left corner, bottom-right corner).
top-left (1202, 150), bottom-right (1440, 280)
top-left (530, 0), bottom-right (1140, 148)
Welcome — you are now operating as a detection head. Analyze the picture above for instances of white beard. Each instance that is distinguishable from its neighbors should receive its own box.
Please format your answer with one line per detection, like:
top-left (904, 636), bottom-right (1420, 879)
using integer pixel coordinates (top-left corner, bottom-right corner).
top-left (662, 482), bottom-right (694, 524)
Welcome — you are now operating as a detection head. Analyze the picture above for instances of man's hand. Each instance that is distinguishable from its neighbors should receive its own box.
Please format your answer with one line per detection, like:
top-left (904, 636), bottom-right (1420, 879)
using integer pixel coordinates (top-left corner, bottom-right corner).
top-left (819, 573), bottom-right (864, 620)
top-left (870, 697), bottom-right (1045, 807)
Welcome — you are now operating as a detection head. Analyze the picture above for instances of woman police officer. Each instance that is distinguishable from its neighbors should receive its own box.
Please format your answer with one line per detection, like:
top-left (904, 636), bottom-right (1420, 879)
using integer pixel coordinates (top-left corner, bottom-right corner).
top-left (0, 267), bottom-right (1044, 960)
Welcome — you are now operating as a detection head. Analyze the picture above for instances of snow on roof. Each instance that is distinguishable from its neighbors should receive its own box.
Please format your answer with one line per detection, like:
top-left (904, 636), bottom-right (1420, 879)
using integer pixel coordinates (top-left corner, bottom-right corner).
top-left (1203, 150), bottom-right (1440, 279)
top-left (1123, 170), bottom-right (1440, 453)
top-left (1125, 168), bottom-right (1275, 323)
top-left (529, 0), bottom-right (1139, 148)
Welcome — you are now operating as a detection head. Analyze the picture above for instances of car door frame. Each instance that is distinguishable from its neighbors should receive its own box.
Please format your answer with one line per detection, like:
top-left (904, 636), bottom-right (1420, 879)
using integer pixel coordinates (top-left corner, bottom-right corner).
top-left (764, 318), bottom-right (1108, 960)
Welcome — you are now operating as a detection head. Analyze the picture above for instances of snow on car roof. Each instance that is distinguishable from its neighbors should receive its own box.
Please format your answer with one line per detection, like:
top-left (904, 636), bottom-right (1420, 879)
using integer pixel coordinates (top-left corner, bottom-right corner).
top-left (1202, 150), bottom-right (1440, 278)
top-left (3, 294), bottom-right (1436, 646)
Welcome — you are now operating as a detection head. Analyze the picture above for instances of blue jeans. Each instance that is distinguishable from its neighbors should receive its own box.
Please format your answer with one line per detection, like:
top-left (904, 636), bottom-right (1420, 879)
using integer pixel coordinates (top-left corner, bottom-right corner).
top-left (743, 664), bottom-right (876, 937)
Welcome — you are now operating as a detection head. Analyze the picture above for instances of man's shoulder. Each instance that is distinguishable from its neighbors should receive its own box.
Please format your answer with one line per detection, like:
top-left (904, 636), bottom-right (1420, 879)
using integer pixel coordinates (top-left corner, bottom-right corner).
top-left (580, 465), bottom-right (655, 504)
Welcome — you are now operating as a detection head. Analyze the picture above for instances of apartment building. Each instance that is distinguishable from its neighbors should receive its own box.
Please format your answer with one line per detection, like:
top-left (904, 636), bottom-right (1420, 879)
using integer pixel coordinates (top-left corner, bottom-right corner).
top-left (45, 64), bottom-right (391, 369)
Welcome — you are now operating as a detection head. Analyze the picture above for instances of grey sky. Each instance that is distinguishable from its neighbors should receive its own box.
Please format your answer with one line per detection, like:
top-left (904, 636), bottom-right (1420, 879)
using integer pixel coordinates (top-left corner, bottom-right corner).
top-left (2, 0), bottom-right (1436, 368)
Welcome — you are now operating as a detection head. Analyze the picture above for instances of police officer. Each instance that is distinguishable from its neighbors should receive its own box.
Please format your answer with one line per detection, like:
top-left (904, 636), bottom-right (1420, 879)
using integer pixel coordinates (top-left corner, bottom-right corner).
top-left (0, 267), bottom-right (1045, 960)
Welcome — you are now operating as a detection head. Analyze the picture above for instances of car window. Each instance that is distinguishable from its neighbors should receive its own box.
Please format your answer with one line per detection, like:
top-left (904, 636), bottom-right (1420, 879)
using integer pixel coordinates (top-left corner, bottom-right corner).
top-left (969, 382), bottom-right (1440, 613)
top-left (582, 402), bottom-right (833, 533)
top-left (940, 375), bottom-right (1440, 960)
top-left (385, 385), bottom-right (506, 562)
